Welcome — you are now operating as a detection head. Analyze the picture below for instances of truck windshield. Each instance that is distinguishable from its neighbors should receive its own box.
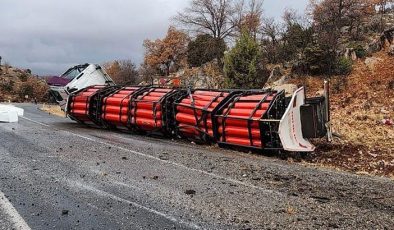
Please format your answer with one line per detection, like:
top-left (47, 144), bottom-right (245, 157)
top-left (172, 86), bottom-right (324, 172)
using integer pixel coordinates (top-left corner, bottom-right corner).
top-left (61, 64), bottom-right (89, 80)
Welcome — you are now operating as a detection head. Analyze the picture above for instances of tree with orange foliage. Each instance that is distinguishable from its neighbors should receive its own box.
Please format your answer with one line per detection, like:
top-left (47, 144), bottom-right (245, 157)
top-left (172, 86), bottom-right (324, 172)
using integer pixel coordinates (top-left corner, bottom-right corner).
top-left (104, 61), bottom-right (121, 78)
top-left (143, 26), bottom-right (189, 76)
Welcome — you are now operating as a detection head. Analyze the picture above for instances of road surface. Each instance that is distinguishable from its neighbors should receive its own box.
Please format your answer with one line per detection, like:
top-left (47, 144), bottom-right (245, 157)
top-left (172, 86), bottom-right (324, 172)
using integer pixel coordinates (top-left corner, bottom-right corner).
top-left (0, 104), bottom-right (393, 229)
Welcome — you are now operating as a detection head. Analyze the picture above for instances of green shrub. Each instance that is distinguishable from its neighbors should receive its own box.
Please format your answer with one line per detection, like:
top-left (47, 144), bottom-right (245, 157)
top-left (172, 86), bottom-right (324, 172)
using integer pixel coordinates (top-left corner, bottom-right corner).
top-left (354, 45), bottom-right (367, 59)
top-left (18, 84), bottom-right (34, 100)
top-left (300, 43), bottom-right (335, 75)
top-left (348, 43), bottom-right (367, 59)
top-left (224, 32), bottom-right (270, 88)
top-left (0, 80), bottom-right (14, 92)
top-left (336, 57), bottom-right (353, 75)
top-left (18, 73), bottom-right (28, 82)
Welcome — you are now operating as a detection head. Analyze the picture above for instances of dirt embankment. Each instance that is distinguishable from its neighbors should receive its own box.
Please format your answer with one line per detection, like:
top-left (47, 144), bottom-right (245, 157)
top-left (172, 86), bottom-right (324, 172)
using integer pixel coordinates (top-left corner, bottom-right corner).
top-left (289, 51), bottom-right (394, 178)
top-left (0, 65), bottom-right (48, 102)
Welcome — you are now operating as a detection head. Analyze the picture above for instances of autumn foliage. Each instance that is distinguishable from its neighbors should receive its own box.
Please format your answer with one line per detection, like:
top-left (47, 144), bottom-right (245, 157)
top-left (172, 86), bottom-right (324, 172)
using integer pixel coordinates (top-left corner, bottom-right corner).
top-left (143, 26), bottom-right (189, 76)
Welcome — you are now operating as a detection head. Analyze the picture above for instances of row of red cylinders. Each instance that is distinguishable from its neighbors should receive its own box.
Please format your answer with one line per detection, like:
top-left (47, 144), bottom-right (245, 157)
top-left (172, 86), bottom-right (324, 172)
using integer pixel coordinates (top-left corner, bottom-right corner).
top-left (68, 86), bottom-right (278, 149)
top-left (131, 88), bottom-right (173, 131)
top-left (68, 86), bottom-right (105, 122)
top-left (175, 90), bottom-right (229, 138)
top-left (100, 87), bottom-right (140, 126)
top-left (218, 93), bottom-right (277, 147)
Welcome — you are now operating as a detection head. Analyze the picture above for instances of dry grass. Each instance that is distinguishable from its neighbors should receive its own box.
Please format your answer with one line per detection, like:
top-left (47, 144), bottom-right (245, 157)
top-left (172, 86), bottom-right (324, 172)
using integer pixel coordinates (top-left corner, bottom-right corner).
top-left (39, 104), bottom-right (66, 117)
top-left (288, 51), bottom-right (394, 178)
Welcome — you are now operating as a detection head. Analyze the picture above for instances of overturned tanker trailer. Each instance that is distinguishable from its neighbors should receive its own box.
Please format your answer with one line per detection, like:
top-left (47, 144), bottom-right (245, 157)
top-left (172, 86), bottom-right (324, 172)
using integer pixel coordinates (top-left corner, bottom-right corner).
top-left (51, 64), bottom-right (330, 153)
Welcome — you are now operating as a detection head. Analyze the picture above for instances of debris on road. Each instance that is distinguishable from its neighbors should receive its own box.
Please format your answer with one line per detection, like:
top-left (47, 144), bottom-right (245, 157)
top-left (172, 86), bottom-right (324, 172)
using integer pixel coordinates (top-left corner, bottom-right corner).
top-left (184, 189), bottom-right (196, 196)
top-left (61, 209), bottom-right (69, 215)
top-left (0, 104), bottom-right (24, 122)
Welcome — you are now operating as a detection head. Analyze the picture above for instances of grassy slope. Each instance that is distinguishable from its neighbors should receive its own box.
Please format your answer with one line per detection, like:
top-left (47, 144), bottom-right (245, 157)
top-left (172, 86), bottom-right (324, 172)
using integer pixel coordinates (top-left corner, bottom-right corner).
top-left (289, 51), bottom-right (394, 178)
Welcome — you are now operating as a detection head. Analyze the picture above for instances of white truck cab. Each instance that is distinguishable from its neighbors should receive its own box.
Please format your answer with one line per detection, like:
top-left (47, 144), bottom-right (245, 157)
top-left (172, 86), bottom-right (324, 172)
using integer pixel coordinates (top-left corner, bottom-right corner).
top-left (48, 64), bottom-right (114, 110)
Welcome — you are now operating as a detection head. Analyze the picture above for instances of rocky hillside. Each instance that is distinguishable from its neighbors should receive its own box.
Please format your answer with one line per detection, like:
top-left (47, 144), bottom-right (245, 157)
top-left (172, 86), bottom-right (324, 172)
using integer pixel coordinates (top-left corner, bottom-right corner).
top-left (0, 64), bottom-right (48, 102)
top-left (288, 50), bottom-right (394, 178)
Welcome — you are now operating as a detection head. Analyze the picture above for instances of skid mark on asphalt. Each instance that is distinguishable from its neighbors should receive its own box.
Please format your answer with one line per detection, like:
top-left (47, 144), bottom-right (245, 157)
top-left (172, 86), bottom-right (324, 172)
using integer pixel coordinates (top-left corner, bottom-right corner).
top-left (20, 116), bottom-right (279, 196)
top-left (67, 180), bottom-right (202, 229)
top-left (0, 190), bottom-right (31, 230)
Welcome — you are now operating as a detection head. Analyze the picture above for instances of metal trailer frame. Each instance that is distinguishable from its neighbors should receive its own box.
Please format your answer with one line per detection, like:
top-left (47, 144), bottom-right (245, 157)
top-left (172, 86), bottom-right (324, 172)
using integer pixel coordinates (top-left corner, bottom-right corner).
top-left (66, 85), bottom-right (119, 127)
top-left (130, 87), bottom-right (187, 136)
top-left (214, 90), bottom-right (286, 152)
top-left (100, 86), bottom-right (150, 130)
top-left (172, 88), bottom-right (240, 144)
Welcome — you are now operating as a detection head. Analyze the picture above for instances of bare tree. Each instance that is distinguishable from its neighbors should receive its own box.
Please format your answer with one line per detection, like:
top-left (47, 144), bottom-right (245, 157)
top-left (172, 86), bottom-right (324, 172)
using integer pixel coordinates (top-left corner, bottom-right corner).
top-left (174, 0), bottom-right (244, 39)
top-left (261, 17), bottom-right (280, 45)
top-left (282, 8), bottom-right (304, 28)
top-left (238, 0), bottom-right (264, 40)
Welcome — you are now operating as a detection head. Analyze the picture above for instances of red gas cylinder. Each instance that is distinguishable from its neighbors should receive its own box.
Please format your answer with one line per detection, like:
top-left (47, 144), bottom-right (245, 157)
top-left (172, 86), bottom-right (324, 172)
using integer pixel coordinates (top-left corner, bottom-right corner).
top-left (174, 90), bottom-right (230, 142)
top-left (67, 85), bottom-right (106, 124)
top-left (101, 86), bottom-right (142, 128)
top-left (215, 91), bottom-right (278, 149)
top-left (131, 87), bottom-right (178, 134)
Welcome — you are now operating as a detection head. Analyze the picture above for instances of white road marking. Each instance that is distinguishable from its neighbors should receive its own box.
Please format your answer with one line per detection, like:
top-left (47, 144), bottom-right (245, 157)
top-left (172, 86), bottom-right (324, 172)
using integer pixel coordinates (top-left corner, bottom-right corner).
top-left (20, 116), bottom-right (279, 195)
top-left (0, 190), bottom-right (31, 230)
top-left (67, 180), bottom-right (202, 229)
top-left (20, 116), bottom-right (50, 127)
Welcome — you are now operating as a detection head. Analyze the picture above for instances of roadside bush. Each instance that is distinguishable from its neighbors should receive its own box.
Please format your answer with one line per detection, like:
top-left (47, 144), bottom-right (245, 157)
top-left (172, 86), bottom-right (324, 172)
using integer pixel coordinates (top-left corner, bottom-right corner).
top-left (335, 57), bottom-right (353, 75)
top-left (0, 80), bottom-right (14, 92)
top-left (18, 73), bottom-right (28, 82)
top-left (17, 77), bottom-right (49, 102)
top-left (348, 43), bottom-right (367, 59)
top-left (300, 43), bottom-right (335, 75)
top-left (18, 84), bottom-right (34, 100)
top-left (354, 45), bottom-right (367, 59)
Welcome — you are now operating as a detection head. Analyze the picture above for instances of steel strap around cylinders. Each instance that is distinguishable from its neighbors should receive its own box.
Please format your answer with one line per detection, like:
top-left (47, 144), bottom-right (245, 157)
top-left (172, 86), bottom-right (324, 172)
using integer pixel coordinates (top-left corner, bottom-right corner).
top-left (220, 93), bottom-right (244, 142)
top-left (201, 92), bottom-right (223, 138)
top-left (247, 93), bottom-right (269, 147)
top-left (261, 90), bottom-right (285, 149)
top-left (119, 90), bottom-right (129, 125)
top-left (187, 88), bottom-right (199, 128)
top-left (127, 87), bottom-right (147, 130)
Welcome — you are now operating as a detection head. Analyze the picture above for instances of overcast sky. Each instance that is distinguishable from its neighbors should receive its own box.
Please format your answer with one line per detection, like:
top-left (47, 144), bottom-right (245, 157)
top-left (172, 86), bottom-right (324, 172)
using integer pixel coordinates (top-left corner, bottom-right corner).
top-left (0, 0), bottom-right (308, 75)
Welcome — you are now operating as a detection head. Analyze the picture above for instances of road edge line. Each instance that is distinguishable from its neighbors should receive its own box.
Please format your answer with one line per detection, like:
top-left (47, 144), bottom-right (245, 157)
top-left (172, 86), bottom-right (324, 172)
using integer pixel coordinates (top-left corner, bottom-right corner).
top-left (0, 190), bottom-right (31, 230)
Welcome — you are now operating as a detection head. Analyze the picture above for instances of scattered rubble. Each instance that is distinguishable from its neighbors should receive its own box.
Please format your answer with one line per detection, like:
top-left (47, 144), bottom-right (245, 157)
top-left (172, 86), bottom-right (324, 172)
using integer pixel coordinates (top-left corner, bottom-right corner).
top-left (389, 44), bottom-right (394, 56)
top-left (61, 209), bottom-right (69, 215)
top-left (184, 189), bottom-right (196, 196)
top-left (364, 57), bottom-right (382, 71)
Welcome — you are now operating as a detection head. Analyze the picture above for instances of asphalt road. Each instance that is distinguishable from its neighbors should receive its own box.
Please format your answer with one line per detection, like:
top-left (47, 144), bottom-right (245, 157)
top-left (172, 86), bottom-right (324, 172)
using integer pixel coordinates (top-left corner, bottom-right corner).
top-left (0, 103), bottom-right (393, 229)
